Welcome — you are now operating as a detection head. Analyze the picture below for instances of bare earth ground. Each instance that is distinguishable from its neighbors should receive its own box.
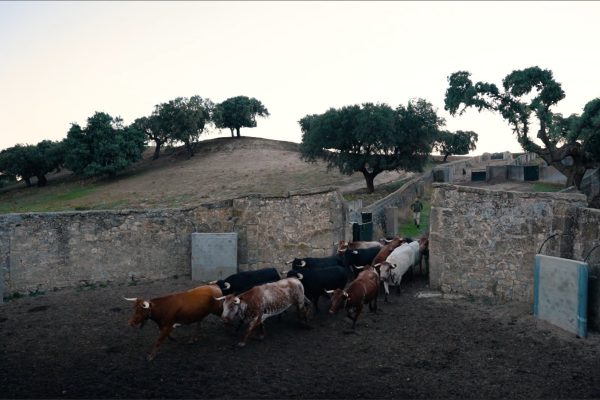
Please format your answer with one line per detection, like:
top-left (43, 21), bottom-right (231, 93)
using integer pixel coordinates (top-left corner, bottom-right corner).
top-left (1, 273), bottom-right (600, 399)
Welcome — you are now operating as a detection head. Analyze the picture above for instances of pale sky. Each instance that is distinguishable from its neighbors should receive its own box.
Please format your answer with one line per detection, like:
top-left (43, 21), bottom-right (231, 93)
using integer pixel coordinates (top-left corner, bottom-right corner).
top-left (1, 1), bottom-right (599, 155)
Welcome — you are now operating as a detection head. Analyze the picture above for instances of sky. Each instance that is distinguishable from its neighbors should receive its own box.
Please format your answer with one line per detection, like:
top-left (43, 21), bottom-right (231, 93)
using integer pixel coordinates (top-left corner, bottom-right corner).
top-left (1, 1), bottom-right (599, 155)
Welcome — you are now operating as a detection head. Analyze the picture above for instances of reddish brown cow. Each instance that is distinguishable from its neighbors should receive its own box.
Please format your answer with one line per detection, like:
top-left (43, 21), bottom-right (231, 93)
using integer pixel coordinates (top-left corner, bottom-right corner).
top-left (369, 237), bottom-right (405, 268)
top-left (327, 267), bottom-right (379, 328)
top-left (125, 284), bottom-right (223, 360)
top-left (217, 278), bottom-right (309, 347)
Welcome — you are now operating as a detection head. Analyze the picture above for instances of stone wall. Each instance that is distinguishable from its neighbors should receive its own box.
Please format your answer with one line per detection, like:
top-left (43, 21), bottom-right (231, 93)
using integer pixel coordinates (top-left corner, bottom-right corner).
top-left (429, 184), bottom-right (588, 303)
top-left (0, 189), bottom-right (345, 296)
top-left (572, 207), bottom-right (600, 330)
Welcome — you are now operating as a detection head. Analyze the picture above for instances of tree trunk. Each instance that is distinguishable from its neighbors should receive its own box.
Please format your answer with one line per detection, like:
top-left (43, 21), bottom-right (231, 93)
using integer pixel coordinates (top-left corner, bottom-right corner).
top-left (153, 141), bottom-right (162, 160)
top-left (361, 169), bottom-right (379, 194)
top-left (185, 140), bottom-right (194, 157)
top-left (236, 127), bottom-right (241, 138)
top-left (443, 153), bottom-right (449, 162)
top-left (533, 144), bottom-right (590, 190)
top-left (230, 128), bottom-right (235, 138)
top-left (36, 175), bottom-right (47, 187)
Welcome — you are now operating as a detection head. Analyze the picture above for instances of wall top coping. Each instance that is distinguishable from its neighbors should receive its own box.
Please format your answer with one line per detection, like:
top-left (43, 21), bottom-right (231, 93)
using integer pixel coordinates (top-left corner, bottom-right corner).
top-left (432, 183), bottom-right (588, 204)
top-left (0, 187), bottom-right (339, 221)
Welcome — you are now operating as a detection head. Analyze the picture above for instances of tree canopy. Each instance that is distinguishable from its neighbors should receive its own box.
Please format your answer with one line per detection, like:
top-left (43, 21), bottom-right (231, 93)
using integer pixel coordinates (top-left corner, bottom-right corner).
top-left (444, 66), bottom-right (600, 189)
top-left (155, 96), bottom-right (212, 157)
top-left (133, 114), bottom-right (169, 160)
top-left (213, 96), bottom-right (270, 138)
top-left (0, 140), bottom-right (64, 187)
top-left (63, 112), bottom-right (145, 178)
top-left (299, 99), bottom-right (443, 193)
top-left (434, 130), bottom-right (479, 162)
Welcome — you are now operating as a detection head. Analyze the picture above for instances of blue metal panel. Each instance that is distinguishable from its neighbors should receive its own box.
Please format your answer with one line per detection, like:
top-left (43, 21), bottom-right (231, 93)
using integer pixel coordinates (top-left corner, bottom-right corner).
top-left (533, 254), bottom-right (588, 338)
top-left (533, 256), bottom-right (541, 316)
top-left (577, 264), bottom-right (589, 338)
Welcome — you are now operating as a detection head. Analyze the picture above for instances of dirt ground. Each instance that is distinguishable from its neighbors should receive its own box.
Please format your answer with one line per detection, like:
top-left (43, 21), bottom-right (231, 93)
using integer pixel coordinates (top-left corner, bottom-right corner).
top-left (2, 273), bottom-right (600, 399)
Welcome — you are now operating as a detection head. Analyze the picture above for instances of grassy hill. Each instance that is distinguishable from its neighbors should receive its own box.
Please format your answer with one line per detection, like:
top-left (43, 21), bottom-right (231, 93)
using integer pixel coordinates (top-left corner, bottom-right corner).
top-left (0, 137), bottom-right (410, 214)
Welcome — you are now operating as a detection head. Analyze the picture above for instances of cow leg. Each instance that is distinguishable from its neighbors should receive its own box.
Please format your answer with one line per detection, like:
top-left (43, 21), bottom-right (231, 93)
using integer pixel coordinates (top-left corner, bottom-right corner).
top-left (256, 322), bottom-right (266, 341)
top-left (351, 304), bottom-right (363, 329)
top-left (188, 322), bottom-right (202, 344)
top-left (238, 317), bottom-right (261, 347)
top-left (312, 295), bottom-right (319, 313)
top-left (148, 325), bottom-right (173, 361)
top-left (383, 281), bottom-right (390, 303)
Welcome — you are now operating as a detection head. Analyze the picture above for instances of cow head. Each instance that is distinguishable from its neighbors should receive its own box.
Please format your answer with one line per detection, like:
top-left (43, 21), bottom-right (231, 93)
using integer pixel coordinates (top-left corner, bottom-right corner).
top-left (217, 295), bottom-right (246, 324)
top-left (288, 258), bottom-right (307, 269)
top-left (327, 288), bottom-right (349, 314)
top-left (286, 270), bottom-right (304, 280)
top-left (124, 297), bottom-right (152, 328)
top-left (377, 262), bottom-right (395, 281)
top-left (335, 240), bottom-right (349, 256)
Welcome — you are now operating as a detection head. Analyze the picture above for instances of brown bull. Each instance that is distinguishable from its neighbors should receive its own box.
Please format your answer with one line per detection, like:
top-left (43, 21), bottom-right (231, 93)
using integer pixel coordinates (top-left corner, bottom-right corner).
top-left (125, 284), bottom-right (223, 360)
top-left (327, 267), bottom-right (379, 328)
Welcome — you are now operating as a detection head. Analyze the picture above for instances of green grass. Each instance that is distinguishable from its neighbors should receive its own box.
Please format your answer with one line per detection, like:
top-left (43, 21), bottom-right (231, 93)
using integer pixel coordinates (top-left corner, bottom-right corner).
top-left (530, 182), bottom-right (565, 192)
top-left (398, 200), bottom-right (431, 238)
top-left (0, 186), bottom-right (97, 213)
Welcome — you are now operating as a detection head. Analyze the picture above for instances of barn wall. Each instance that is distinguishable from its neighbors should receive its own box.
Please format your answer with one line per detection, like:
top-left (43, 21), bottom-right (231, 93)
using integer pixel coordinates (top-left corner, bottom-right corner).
top-left (0, 189), bottom-right (345, 296)
top-left (429, 183), bottom-right (588, 303)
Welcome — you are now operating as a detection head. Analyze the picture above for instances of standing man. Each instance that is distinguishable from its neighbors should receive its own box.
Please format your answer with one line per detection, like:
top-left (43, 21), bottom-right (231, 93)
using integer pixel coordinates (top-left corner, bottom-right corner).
top-left (411, 197), bottom-right (424, 228)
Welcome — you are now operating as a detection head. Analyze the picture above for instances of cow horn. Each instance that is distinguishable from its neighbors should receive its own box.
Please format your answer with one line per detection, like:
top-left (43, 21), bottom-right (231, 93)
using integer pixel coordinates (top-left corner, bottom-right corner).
top-left (299, 260), bottom-right (306, 267)
top-left (352, 250), bottom-right (358, 254)
top-left (343, 291), bottom-right (349, 298)
top-left (123, 297), bottom-right (137, 301)
top-left (142, 301), bottom-right (150, 309)
top-left (208, 280), bottom-right (217, 285)
top-left (223, 282), bottom-right (231, 290)
top-left (390, 264), bottom-right (397, 269)
top-left (374, 263), bottom-right (381, 268)
top-left (233, 297), bottom-right (241, 305)
top-left (325, 289), bottom-right (334, 294)
top-left (296, 273), bottom-right (303, 280)
top-left (354, 265), bottom-right (364, 270)
top-left (285, 260), bottom-right (293, 264)
top-left (214, 296), bottom-right (227, 301)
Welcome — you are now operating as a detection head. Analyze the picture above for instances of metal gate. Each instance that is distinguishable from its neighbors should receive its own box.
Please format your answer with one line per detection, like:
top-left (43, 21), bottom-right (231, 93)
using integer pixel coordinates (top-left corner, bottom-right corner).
top-left (352, 212), bottom-right (373, 241)
top-left (524, 165), bottom-right (539, 181)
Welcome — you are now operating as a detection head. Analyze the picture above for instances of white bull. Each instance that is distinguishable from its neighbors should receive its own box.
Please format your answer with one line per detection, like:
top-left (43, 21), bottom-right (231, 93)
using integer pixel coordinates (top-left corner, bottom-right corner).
top-left (376, 241), bottom-right (421, 302)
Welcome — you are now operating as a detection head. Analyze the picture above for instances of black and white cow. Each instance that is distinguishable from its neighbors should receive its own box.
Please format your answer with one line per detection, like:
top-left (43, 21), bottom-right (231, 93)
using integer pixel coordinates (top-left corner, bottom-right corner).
top-left (209, 268), bottom-right (281, 296)
top-left (286, 256), bottom-right (344, 270)
top-left (286, 265), bottom-right (348, 312)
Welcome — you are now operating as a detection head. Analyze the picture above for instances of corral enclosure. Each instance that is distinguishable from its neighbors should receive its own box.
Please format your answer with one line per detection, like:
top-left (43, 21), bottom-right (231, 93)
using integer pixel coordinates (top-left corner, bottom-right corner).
top-left (0, 189), bottom-right (345, 296)
top-left (429, 183), bottom-right (600, 329)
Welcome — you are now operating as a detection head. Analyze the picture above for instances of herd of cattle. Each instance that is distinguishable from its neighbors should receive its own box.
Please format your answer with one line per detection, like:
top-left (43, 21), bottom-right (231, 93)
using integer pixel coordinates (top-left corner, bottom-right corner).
top-left (125, 235), bottom-right (430, 360)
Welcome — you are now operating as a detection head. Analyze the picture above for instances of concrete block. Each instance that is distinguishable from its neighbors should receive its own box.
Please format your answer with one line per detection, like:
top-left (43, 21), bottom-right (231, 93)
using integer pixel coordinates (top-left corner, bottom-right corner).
top-left (384, 207), bottom-right (400, 237)
top-left (533, 254), bottom-right (588, 337)
top-left (191, 233), bottom-right (238, 282)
